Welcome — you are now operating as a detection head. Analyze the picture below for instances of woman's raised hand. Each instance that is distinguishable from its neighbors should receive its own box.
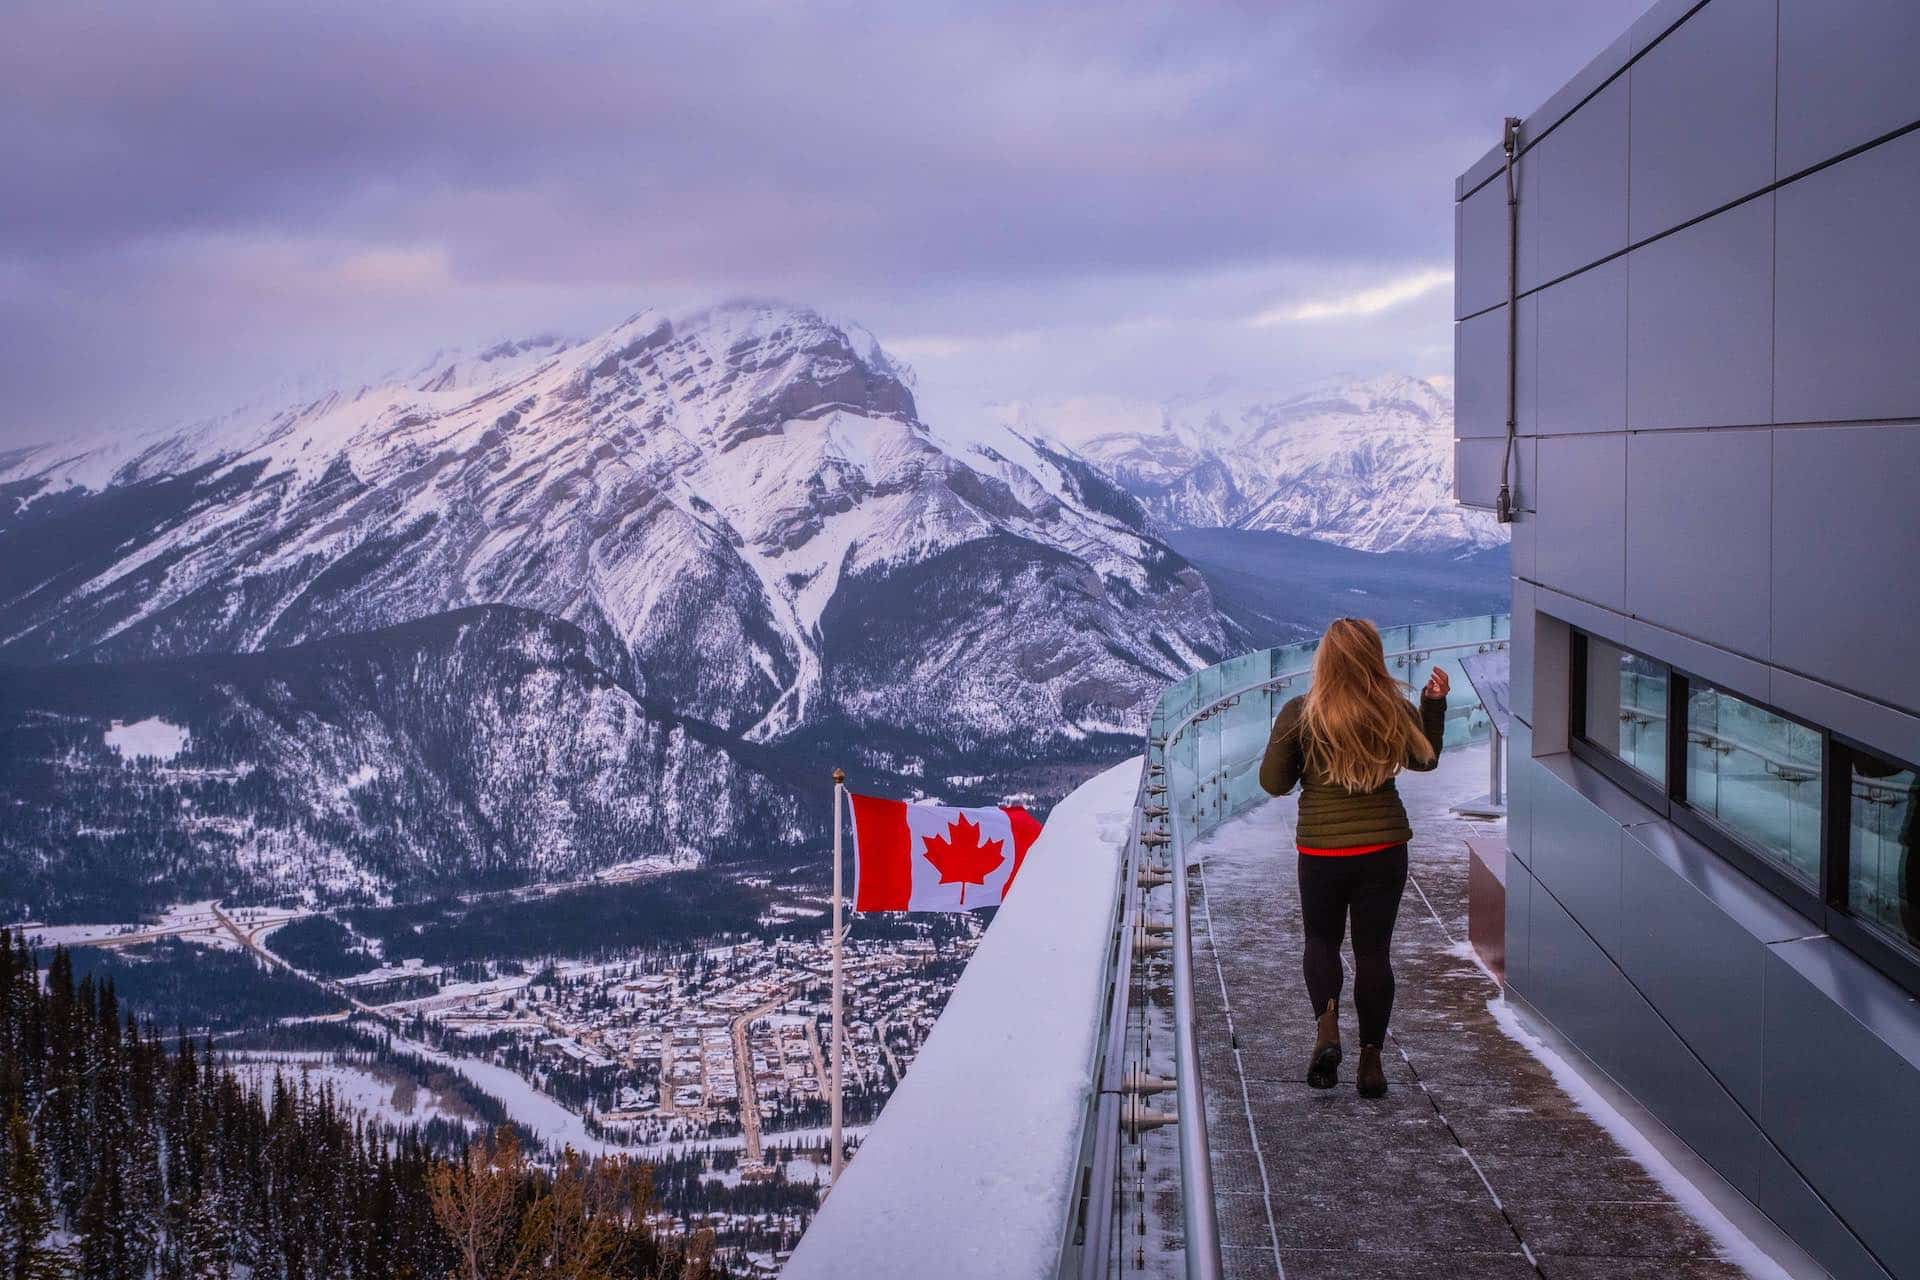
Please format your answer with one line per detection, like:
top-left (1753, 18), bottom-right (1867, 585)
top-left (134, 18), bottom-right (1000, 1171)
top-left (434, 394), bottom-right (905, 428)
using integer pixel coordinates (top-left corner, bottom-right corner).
top-left (1423, 667), bottom-right (1450, 700)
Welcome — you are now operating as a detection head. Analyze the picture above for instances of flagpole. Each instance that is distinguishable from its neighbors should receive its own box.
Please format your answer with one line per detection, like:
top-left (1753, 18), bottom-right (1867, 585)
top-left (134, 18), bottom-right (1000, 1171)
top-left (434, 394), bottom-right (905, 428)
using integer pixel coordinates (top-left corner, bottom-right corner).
top-left (830, 766), bottom-right (846, 1184)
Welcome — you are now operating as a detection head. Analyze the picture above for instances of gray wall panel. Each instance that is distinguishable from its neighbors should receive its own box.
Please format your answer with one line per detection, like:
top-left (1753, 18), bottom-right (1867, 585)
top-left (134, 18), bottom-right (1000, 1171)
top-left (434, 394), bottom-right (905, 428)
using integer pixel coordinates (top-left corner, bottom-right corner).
top-left (1454, 438), bottom-right (1496, 510)
top-left (1454, 436), bottom-right (1532, 513)
top-left (1629, 0), bottom-right (1710, 55)
top-left (1528, 878), bottom-right (1624, 1075)
top-left (1534, 433), bottom-right (1626, 610)
top-left (1506, 856), bottom-right (1533, 996)
top-left (1453, 305), bottom-right (1511, 439)
top-left (1619, 828), bottom-right (1768, 1111)
top-left (1531, 77), bottom-right (1629, 286)
top-left (1625, 427), bottom-right (1772, 657)
top-left (1456, 177), bottom-right (1509, 320)
top-left (1627, 195), bottom-right (1774, 430)
top-left (1624, 616), bottom-right (1775, 709)
top-left (1777, 0), bottom-right (1920, 176)
top-left (1762, 941), bottom-right (1920, 1272)
top-left (1510, 579), bottom-right (1536, 724)
top-left (1526, 765), bottom-right (1625, 962)
top-left (1627, 0), bottom-right (1778, 240)
top-left (1510, 509), bottom-right (1536, 585)
top-left (1508, 717), bottom-right (1535, 867)
top-left (1529, 612), bottom-right (1572, 754)
top-left (1515, 292), bottom-right (1537, 439)
top-left (1536, 257), bottom-right (1626, 435)
top-left (1756, 1158), bottom-right (1895, 1280)
top-left (1772, 426), bottom-right (1920, 716)
top-left (1775, 129), bottom-right (1920, 425)
top-left (1613, 981), bottom-right (1767, 1200)
top-left (1624, 821), bottom-right (1811, 944)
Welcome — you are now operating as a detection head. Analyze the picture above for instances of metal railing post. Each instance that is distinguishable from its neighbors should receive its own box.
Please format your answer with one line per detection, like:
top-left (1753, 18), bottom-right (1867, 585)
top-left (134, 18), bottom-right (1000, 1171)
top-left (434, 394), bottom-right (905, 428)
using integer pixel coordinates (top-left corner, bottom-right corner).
top-left (1169, 814), bottom-right (1222, 1276)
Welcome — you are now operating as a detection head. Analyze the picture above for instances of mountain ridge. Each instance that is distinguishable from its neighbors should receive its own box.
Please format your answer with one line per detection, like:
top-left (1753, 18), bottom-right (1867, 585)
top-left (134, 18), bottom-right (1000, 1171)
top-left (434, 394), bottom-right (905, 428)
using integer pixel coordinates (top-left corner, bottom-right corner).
top-left (991, 373), bottom-right (1502, 554)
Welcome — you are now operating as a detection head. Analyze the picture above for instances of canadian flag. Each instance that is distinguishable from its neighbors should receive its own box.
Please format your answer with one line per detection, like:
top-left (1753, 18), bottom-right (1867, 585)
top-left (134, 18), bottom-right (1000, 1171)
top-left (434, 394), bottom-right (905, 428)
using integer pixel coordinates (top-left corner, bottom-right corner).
top-left (847, 794), bottom-right (1043, 912)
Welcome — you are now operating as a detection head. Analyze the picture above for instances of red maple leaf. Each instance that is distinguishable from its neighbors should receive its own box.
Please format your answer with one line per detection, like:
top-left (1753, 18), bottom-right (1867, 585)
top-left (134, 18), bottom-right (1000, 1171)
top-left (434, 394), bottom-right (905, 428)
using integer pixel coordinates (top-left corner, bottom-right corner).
top-left (921, 813), bottom-right (1005, 904)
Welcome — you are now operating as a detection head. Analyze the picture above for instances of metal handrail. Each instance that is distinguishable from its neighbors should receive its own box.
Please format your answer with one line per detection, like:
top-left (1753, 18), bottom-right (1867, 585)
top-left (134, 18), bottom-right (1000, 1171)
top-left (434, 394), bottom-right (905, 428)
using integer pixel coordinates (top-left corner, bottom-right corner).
top-left (1070, 621), bottom-right (1509, 1279)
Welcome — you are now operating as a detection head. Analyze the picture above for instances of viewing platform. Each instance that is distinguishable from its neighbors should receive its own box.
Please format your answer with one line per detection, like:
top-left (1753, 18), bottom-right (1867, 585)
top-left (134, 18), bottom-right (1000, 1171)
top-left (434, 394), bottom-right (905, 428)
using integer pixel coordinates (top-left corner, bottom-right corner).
top-left (791, 616), bottom-right (1818, 1280)
top-left (1189, 746), bottom-right (1776, 1279)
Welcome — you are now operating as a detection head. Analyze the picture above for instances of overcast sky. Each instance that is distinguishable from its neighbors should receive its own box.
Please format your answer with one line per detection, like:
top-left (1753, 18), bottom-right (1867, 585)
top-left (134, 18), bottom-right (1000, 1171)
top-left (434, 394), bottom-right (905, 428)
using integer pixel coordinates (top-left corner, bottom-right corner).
top-left (1, 0), bottom-right (1643, 444)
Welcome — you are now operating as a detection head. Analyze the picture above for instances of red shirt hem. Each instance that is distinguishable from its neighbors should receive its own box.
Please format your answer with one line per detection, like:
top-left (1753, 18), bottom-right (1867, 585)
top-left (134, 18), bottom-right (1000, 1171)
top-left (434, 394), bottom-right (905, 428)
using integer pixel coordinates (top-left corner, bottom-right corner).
top-left (1296, 840), bottom-right (1399, 857)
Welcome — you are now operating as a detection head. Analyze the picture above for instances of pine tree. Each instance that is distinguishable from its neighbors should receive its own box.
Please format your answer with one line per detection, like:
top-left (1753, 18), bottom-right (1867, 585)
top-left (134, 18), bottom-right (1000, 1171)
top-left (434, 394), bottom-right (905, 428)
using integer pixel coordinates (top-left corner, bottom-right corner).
top-left (4, 1108), bottom-right (67, 1280)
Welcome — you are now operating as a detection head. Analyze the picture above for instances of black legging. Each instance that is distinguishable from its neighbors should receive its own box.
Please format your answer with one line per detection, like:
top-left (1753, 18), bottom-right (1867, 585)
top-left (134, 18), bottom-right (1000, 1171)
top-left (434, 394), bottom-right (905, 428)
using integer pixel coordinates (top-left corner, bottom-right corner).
top-left (1298, 844), bottom-right (1409, 1047)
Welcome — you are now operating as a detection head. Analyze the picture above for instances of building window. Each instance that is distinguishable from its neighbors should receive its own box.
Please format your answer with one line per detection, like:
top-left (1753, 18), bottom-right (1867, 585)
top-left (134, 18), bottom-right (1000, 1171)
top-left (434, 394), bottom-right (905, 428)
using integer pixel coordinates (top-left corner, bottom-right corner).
top-left (1566, 625), bottom-right (1920, 994)
top-left (1578, 636), bottom-right (1669, 786)
top-left (1849, 749), bottom-right (1919, 956)
top-left (1683, 682), bottom-right (1823, 886)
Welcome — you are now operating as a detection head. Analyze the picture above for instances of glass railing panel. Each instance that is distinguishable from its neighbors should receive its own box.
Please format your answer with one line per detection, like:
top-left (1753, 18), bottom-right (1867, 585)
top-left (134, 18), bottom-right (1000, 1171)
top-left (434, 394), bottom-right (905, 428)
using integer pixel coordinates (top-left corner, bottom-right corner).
top-left (1197, 710), bottom-right (1223, 835)
top-left (1218, 689), bottom-right (1268, 779)
top-left (1407, 616), bottom-right (1466, 653)
top-left (1374, 624), bottom-right (1417, 691)
top-left (1170, 727), bottom-right (1198, 829)
top-left (1220, 690), bottom-right (1271, 820)
top-left (1271, 640), bottom-right (1316, 682)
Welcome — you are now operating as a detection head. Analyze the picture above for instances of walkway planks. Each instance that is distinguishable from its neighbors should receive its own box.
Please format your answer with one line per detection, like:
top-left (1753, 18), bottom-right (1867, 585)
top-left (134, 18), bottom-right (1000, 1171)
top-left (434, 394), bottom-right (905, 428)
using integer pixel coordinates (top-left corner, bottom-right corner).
top-left (1189, 746), bottom-right (1761, 1280)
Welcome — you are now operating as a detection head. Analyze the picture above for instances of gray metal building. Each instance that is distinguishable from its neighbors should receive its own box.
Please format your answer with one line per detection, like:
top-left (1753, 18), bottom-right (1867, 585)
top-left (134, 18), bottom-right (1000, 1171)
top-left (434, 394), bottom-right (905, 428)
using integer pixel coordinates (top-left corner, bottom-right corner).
top-left (1452, 2), bottom-right (1920, 1276)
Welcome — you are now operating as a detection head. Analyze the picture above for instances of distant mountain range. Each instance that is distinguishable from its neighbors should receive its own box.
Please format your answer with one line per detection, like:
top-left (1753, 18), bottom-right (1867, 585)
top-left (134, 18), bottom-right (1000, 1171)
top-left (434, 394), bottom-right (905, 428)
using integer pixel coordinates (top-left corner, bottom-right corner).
top-left (0, 302), bottom-right (1501, 917)
top-left (992, 375), bottom-right (1501, 554)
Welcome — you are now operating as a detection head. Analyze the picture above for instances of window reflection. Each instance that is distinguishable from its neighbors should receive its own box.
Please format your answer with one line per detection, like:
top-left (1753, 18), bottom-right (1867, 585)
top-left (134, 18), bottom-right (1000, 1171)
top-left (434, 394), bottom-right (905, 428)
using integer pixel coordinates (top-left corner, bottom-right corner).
top-left (1851, 751), bottom-right (1918, 953)
top-left (1685, 684), bottom-right (1822, 885)
top-left (1581, 637), bottom-right (1668, 785)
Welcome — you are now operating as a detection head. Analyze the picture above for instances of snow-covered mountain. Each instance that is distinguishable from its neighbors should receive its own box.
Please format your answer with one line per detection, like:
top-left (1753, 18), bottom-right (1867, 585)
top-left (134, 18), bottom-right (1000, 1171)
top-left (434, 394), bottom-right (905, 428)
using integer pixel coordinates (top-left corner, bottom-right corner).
top-left (993, 375), bottom-right (1504, 554)
top-left (0, 302), bottom-right (1224, 912)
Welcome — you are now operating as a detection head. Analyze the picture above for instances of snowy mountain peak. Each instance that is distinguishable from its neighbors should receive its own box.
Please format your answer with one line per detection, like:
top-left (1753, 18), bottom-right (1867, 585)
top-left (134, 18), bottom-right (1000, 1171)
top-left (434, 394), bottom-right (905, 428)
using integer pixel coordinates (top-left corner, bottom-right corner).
top-left (1004, 374), bottom-right (1499, 555)
top-left (1274, 371), bottom-right (1450, 419)
top-left (0, 298), bottom-right (1220, 758)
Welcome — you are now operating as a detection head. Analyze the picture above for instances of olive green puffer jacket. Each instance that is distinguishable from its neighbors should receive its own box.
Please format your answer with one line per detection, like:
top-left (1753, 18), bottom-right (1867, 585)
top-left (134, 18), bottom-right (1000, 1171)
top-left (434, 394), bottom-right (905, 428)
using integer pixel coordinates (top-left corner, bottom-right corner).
top-left (1258, 693), bottom-right (1447, 848)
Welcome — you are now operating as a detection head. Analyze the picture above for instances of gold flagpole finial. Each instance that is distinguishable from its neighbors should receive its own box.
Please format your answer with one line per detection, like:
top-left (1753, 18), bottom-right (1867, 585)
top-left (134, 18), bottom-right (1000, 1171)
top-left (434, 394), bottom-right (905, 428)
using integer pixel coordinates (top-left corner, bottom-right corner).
top-left (832, 767), bottom-right (845, 785)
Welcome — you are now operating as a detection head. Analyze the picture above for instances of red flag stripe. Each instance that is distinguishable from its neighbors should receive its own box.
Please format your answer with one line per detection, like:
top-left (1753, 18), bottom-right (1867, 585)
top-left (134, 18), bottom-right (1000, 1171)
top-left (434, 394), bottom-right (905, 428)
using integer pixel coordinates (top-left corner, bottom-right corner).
top-left (848, 793), bottom-right (912, 910)
top-left (1002, 805), bottom-right (1042, 896)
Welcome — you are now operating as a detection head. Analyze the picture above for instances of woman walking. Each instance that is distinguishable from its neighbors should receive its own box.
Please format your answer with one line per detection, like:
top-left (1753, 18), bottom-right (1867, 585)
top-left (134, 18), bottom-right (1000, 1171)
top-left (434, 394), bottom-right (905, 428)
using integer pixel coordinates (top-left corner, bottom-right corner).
top-left (1259, 618), bottom-right (1449, 1098)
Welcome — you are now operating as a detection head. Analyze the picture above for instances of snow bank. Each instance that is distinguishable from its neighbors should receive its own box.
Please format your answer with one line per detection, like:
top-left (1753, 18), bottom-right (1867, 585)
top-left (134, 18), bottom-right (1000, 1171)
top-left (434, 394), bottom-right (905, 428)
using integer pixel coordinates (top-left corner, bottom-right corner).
top-left (104, 717), bottom-right (191, 762)
top-left (784, 756), bottom-right (1140, 1280)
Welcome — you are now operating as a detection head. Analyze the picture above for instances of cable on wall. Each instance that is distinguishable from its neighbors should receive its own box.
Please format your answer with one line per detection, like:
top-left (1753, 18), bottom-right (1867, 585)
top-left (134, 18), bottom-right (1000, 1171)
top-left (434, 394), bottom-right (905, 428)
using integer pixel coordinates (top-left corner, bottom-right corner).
top-left (1497, 115), bottom-right (1521, 525)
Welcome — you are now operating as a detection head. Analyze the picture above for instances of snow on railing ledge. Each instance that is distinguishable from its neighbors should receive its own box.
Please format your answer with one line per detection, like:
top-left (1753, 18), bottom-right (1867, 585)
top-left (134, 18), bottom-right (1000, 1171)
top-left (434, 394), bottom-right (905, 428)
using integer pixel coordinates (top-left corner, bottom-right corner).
top-left (783, 757), bottom-right (1142, 1280)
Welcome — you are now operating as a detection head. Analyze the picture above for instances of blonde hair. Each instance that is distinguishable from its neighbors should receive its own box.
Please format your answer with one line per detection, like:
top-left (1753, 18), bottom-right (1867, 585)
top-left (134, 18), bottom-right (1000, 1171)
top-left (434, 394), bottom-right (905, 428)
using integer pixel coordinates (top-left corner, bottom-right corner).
top-left (1300, 617), bottom-right (1435, 792)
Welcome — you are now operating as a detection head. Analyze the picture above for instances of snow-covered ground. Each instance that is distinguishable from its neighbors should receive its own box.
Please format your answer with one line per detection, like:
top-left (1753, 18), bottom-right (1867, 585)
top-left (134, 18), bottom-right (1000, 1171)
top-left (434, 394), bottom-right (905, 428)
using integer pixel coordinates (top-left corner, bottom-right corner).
top-left (104, 717), bottom-right (191, 761)
top-left (9, 899), bottom-right (306, 953)
top-left (377, 1029), bottom-right (622, 1156)
top-left (229, 1052), bottom-right (479, 1134)
top-left (1485, 1000), bottom-right (1794, 1280)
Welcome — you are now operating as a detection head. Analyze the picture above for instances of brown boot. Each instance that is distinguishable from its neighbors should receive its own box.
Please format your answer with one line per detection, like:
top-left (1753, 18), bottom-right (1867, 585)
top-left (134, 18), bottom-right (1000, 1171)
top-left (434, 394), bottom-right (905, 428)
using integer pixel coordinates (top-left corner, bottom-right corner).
top-left (1306, 999), bottom-right (1341, 1089)
top-left (1356, 1044), bottom-right (1388, 1098)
